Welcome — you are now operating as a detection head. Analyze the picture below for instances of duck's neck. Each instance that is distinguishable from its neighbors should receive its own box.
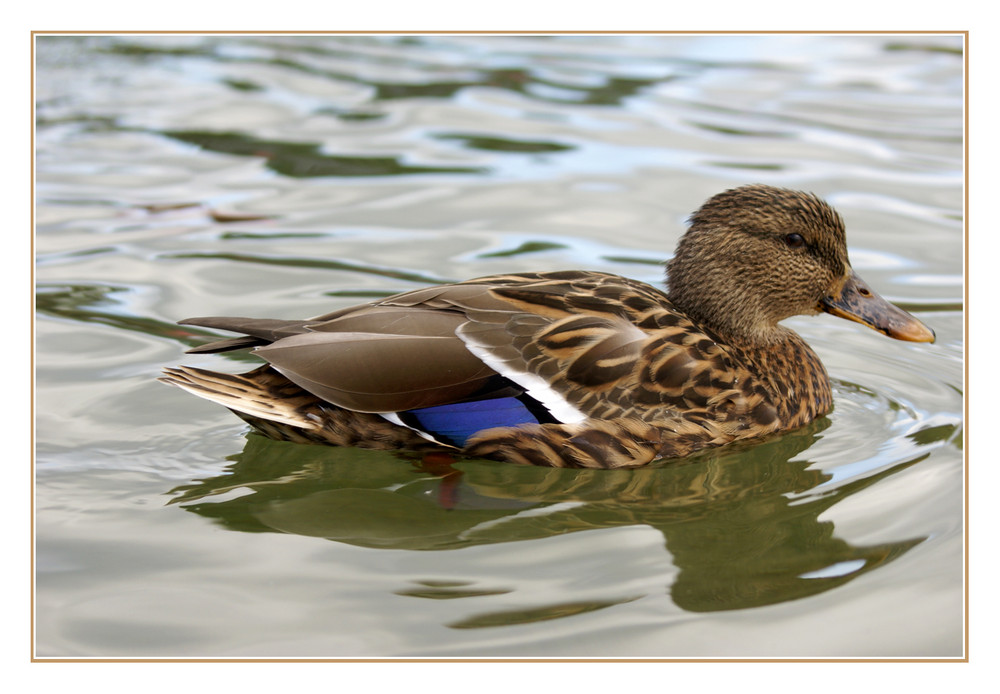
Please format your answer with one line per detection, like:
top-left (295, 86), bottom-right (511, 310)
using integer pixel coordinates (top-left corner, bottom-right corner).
top-left (727, 326), bottom-right (833, 427)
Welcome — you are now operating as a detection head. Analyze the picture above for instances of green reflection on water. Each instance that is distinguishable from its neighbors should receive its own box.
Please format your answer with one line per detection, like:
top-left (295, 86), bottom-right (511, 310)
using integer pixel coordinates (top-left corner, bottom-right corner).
top-left (397, 581), bottom-right (513, 601)
top-left (448, 598), bottom-right (642, 629)
top-left (479, 241), bottom-right (569, 258)
top-left (168, 422), bottom-right (926, 617)
top-left (162, 130), bottom-right (486, 178)
top-left (437, 133), bottom-right (574, 154)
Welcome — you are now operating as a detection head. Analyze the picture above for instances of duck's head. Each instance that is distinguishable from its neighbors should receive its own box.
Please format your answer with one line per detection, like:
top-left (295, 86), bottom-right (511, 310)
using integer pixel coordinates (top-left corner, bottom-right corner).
top-left (666, 184), bottom-right (935, 344)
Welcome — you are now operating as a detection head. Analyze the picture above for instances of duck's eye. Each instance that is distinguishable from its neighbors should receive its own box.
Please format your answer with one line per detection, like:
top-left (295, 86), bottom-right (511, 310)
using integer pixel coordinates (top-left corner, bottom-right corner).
top-left (784, 233), bottom-right (806, 249)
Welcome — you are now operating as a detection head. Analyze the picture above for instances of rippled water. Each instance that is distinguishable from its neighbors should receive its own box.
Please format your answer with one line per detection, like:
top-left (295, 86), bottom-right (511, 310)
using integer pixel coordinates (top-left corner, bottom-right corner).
top-left (34, 34), bottom-right (964, 658)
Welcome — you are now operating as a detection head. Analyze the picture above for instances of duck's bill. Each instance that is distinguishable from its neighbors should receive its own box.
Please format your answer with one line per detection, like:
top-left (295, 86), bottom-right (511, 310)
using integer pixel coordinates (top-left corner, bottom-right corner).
top-left (820, 270), bottom-right (935, 343)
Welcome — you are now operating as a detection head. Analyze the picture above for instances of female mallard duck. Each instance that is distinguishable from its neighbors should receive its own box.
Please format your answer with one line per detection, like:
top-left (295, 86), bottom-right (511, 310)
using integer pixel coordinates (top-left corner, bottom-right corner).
top-left (161, 184), bottom-right (934, 468)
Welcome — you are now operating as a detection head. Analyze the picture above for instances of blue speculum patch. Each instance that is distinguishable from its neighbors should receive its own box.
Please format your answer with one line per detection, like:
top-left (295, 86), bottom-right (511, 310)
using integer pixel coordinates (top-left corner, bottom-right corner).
top-left (400, 396), bottom-right (549, 447)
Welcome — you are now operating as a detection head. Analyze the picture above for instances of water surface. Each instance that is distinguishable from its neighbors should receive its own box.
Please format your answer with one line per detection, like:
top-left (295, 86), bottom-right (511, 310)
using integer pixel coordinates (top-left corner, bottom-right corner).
top-left (34, 34), bottom-right (964, 658)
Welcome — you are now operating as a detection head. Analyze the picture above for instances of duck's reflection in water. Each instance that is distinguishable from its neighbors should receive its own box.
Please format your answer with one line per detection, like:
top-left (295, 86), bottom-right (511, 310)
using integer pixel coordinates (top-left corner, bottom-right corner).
top-left (169, 418), bottom-right (924, 614)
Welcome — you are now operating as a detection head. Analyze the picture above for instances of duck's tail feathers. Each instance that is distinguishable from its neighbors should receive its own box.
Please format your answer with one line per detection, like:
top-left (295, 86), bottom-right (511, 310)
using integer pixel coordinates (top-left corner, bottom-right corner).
top-left (179, 317), bottom-right (311, 354)
top-left (159, 365), bottom-right (322, 431)
top-left (160, 365), bottom-right (444, 450)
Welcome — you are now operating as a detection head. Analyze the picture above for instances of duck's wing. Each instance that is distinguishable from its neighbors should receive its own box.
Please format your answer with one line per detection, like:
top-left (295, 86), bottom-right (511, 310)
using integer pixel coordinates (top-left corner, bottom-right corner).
top-left (179, 271), bottom-right (761, 428)
top-left (440, 272), bottom-right (762, 424)
top-left (180, 304), bottom-right (500, 413)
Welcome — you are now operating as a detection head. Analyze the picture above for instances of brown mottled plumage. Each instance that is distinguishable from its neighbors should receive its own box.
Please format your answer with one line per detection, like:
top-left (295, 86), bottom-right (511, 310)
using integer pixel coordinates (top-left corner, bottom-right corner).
top-left (160, 185), bottom-right (935, 468)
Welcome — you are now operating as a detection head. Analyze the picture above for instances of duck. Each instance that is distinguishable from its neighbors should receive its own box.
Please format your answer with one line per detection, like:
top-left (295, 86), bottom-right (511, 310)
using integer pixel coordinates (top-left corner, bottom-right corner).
top-left (160, 184), bottom-right (935, 469)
